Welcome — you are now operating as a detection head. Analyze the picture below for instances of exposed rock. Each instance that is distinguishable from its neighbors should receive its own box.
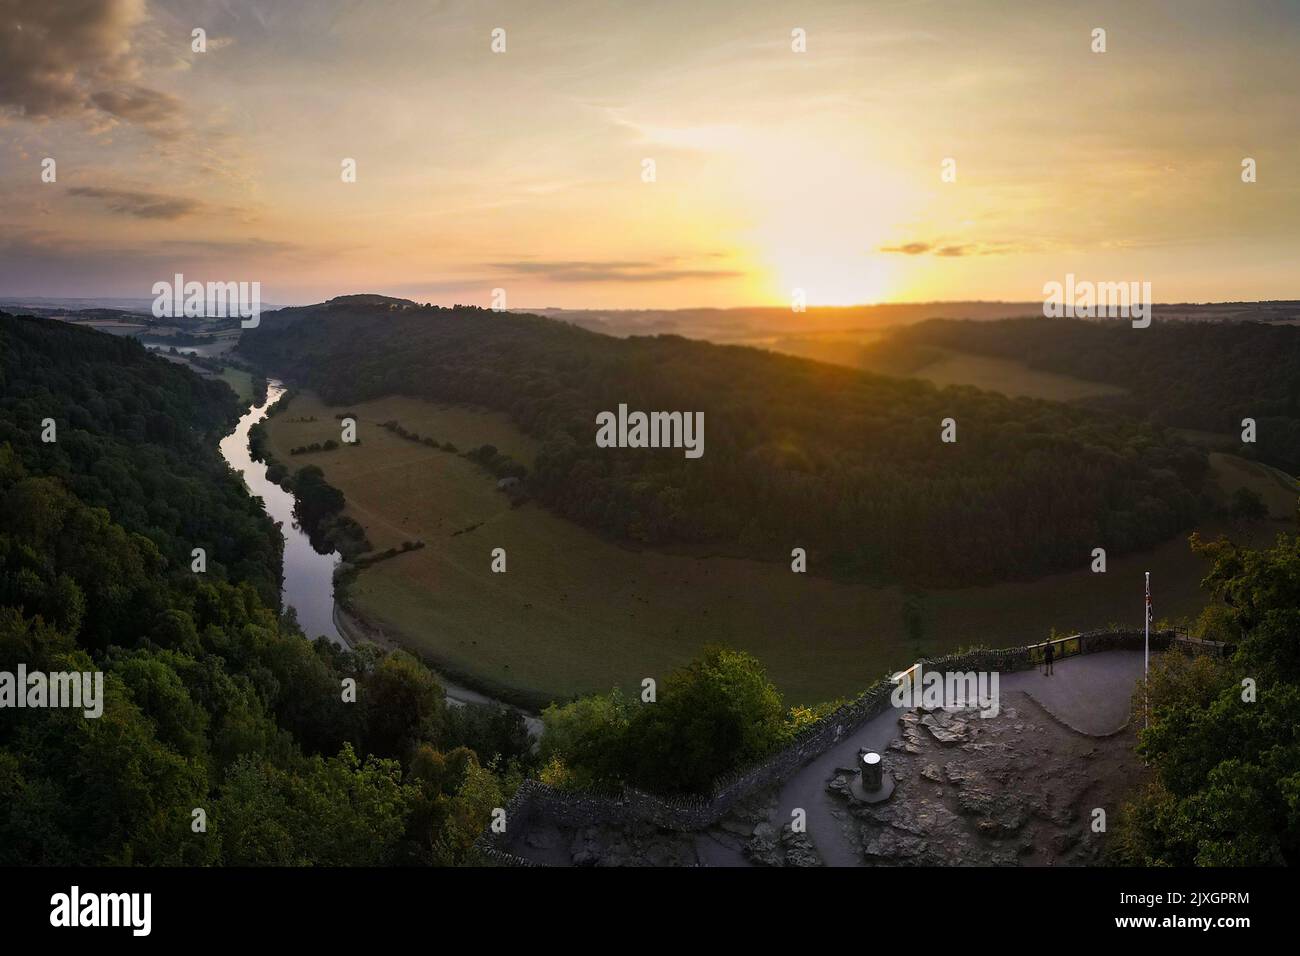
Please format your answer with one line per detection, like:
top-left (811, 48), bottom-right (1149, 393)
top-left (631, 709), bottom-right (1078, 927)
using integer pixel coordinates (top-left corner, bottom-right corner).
top-left (752, 821), bottom-right (778, 843)
top-left (780, 828), bottom-right (823, 867)
top-left (944, 764), bottom-right (975, 785)
top-left (920, 712), bottom-right (971, 746)
top-left (862, 825), bottom-right (926, 862)
top-left (826, 771), bottom-right (853, 800)
top-left (744, 820), bottom-right (823, 867)
top-left (565, 823), bottom-right (696, 866)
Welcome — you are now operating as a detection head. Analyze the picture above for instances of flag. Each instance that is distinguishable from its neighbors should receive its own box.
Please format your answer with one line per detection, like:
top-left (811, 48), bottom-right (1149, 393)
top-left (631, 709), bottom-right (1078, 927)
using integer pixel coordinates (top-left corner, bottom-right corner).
top-left (1145, 576), bottom-right (1153, 627)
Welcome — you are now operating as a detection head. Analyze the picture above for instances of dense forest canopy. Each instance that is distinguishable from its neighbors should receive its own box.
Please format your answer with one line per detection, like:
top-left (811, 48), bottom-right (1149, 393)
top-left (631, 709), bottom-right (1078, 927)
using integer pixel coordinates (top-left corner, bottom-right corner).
top-left (241, 302), bottom-right (1210, 586)
top-left (870, 317), bottom-right (1300, 473)
top-left (0, 313), bottom-right (280, 609)
top-left (0, 312), bottom-right (531, 865)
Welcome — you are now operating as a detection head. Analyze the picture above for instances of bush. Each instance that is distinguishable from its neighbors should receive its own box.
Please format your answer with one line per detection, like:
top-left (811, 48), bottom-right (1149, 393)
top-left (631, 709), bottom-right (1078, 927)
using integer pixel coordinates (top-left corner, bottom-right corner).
top-left (539, 646), bottom-right (790, 795)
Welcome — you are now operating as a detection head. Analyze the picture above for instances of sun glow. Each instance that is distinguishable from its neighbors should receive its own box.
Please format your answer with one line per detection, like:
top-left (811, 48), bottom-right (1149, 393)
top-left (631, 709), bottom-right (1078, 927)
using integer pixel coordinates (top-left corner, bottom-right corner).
top-left (739, 151), bottom-right (923, 306)
top-left (759, 251), bottom-right (901, 306)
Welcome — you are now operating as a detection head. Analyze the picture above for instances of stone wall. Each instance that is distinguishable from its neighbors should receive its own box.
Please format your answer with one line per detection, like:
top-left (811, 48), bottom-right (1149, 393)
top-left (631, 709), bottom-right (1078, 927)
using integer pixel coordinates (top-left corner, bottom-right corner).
top-left (476, 627), bottom-right (1177, 865)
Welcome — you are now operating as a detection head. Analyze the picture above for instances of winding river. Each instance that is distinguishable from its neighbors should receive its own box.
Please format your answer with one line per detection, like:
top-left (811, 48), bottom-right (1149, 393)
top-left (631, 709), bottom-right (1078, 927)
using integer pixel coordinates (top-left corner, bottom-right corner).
top-left (219, 381), bottom-right (344, 646)
top-left (219, 381), bottom-right (543, 733)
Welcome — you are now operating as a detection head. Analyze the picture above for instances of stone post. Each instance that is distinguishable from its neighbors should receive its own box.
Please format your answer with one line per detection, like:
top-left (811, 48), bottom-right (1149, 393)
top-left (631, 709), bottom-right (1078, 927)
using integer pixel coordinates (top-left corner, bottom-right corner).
top-left (858, 749), bottom-right (882, 791)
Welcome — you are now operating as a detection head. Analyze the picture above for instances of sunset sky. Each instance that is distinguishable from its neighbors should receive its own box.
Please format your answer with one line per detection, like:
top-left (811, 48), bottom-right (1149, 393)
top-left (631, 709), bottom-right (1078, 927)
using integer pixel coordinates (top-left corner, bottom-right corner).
top-left (1, 0), bottom-right (1297, 308)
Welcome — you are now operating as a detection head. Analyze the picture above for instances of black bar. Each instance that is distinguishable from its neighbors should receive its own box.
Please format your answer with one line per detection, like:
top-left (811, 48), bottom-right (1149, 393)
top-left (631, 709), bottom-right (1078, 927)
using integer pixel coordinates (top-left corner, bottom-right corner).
top-left (2, 866), bottom-right (1276, 942)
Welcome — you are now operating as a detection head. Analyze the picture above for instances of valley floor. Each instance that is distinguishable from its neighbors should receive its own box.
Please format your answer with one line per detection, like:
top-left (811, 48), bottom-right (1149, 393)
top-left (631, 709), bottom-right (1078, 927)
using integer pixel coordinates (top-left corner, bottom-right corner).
top-left (264, 391), bottom-right (1292, 709)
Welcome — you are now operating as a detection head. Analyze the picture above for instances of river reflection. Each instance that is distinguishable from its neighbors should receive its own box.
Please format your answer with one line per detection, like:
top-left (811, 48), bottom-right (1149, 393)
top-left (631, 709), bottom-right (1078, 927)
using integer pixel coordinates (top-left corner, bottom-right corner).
top-left (218, 382), bottom-right (344, 646)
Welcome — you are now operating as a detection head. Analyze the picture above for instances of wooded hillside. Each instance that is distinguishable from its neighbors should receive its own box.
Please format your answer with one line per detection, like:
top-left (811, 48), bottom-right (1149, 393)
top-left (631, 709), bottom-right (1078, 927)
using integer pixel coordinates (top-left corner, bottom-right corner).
top-left (241, 302), bottom-right (1211, 586)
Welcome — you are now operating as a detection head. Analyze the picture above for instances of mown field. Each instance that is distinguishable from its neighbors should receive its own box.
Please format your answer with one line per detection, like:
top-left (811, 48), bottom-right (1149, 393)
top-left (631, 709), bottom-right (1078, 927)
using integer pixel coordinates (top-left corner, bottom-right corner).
top-left (762, 333), bottom-right (1128, 402)
top-left (265, 392), bottom-right (1292, 709)
top-left (896, 348), bottom-right (1128, 401)
top-left (1207, 452), bottom-right (1299, 517)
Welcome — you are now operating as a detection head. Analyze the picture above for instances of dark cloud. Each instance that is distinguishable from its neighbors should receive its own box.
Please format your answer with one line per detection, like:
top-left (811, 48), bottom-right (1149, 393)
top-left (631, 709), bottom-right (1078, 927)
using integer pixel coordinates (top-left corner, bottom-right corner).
top-left (488, 260), bottom-right (743, 283)
top-left (0, 0), bottom-right (181, 134)
top-left (69, 187), bottom-right (206, 220)
top-left (90, 85), bottom-right (183, 129)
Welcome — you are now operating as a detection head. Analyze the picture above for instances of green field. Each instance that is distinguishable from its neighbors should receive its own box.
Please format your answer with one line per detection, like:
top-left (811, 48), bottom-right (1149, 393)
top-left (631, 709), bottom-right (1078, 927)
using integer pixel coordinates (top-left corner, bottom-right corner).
top-left (266, 392), bottom-right (1292, 709)
top-left (1208, 451), bottom-right (1299, 518)
top-left (765, 334), bottom-right (1128, 403)
top-left (219, 367), bottom-right (255, 405)
top-left (878, 346), bottom-right (1127, 401)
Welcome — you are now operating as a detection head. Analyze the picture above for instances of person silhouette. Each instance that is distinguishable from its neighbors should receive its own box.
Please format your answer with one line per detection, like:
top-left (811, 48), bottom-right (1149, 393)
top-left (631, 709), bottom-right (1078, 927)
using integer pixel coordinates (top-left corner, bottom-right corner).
top-left (1043, 640), bottom-right (1055, 676)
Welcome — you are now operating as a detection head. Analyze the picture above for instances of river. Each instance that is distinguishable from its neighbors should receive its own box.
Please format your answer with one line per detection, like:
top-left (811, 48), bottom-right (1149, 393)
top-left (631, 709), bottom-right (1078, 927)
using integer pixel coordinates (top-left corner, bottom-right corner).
top-left (218, 382), bottom-right (543, 734)
top-left (218, 381), bottom-right (344, 645)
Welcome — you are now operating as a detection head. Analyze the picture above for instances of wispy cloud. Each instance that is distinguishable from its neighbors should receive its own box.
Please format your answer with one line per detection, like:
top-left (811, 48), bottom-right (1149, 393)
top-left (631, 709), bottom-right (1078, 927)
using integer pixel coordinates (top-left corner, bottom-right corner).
top-left (879, 240), bottom-right (1028, 258)
top-left (68, 187), bottom-right (206, 220)
top-left (879, 242), bottom-right (935, 256)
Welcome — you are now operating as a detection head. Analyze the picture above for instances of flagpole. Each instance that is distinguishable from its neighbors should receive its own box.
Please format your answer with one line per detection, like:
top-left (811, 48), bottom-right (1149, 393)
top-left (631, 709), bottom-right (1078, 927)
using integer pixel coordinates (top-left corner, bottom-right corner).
top-left (1144, 571), bottom-right (1150, 729)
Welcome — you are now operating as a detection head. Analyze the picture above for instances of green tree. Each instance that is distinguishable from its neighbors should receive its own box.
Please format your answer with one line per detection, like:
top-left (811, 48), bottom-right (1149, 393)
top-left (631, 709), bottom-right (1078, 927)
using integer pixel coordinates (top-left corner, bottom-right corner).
top-left (622, 646), bottom-right (789, 793)
top-left (363, 650), bottom-right (447, 759)
top-left (539, 688), bottom-right (633, 790)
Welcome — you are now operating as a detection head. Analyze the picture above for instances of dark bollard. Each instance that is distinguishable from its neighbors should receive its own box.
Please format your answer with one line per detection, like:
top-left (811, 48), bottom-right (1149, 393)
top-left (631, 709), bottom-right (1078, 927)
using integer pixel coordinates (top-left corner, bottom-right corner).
top-left (858, 749), bottom-right (882, 791)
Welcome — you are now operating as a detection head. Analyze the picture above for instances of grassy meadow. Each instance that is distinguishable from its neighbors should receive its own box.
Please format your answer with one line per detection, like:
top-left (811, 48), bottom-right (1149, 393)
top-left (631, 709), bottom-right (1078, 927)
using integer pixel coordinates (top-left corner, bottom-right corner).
top-left (219, 366), bottom-right (256, 405)
top-left (762, 333), bottom-right (1128, 403)
top-left (896, 348), bottom-right (1128, 401)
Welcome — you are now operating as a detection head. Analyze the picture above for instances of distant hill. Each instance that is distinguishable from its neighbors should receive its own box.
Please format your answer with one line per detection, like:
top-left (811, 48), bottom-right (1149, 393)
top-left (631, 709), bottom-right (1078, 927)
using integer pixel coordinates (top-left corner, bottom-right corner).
top-left (322, 294), bottom-right (419, 308)
top-left (522, 300), bottom-right (1300, 344)
top-left (249, 293), bottom-right (422, 333)
top-left (524, 301), bottom-right (1045, 343)
top-left (239, 300), bottom-right (1210, 587)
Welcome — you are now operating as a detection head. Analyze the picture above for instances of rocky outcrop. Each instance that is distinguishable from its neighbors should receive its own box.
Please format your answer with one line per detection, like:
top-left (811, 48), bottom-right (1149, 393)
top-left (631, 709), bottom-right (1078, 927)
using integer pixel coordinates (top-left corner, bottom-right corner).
top-left (744, 820), bottom-right (823, 867)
